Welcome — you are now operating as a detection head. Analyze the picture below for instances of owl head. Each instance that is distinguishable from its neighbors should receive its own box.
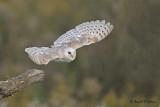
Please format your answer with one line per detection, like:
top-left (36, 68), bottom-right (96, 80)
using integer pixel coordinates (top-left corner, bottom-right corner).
top-left (64, 47), bottom-right (76, 61)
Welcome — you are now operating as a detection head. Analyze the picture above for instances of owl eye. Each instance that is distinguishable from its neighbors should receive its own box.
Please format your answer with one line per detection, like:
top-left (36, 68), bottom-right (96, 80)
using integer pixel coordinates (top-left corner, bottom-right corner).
top-left (68, 52), bottom-right (71, 54)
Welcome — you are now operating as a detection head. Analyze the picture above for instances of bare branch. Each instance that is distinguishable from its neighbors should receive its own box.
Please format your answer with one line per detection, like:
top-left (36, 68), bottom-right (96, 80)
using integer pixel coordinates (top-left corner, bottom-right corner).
top-left (0, 69), bottom-right (45, 100)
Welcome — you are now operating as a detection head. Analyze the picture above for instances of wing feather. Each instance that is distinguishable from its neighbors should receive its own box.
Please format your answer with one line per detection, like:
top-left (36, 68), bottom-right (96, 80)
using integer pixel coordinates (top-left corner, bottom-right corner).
top-left (53, 20), bottom-right (113, 49)
top-left (25, 47), bottom-right (58, 65)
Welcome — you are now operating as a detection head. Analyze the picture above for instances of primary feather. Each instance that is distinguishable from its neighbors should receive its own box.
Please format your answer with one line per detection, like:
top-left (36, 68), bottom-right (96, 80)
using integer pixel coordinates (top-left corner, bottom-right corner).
top-left (53, 20), bottom-right (113, 49)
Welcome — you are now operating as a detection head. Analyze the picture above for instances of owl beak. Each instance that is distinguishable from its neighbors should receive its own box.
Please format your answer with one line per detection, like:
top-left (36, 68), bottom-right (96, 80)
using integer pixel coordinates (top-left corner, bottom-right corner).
top-left (70, 54), bottom-right (74, 59)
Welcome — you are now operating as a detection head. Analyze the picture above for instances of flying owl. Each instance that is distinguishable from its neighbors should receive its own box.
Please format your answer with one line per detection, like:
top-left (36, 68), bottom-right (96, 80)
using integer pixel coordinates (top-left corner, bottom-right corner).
top-left (25, 20), bottom-right (113, 65)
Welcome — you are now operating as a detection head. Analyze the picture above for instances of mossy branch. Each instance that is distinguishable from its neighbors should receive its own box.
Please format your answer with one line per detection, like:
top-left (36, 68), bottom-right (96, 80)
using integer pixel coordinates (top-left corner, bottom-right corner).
top-left (0, 69), bottom-right (45, 100)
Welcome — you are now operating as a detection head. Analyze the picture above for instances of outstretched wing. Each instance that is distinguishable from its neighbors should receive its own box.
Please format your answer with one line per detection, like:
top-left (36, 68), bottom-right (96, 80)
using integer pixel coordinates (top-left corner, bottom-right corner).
top-left (53, 20), bottom-right (113, 49)
top-left (25, 47), bottom-right (58, 65)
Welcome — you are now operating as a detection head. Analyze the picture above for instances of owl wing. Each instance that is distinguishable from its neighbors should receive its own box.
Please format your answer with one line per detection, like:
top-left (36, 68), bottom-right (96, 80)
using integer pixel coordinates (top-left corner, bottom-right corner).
top-left (25, 47), bottom-right (58, 65)
top-left (53, 20), bottom-right (113, 49)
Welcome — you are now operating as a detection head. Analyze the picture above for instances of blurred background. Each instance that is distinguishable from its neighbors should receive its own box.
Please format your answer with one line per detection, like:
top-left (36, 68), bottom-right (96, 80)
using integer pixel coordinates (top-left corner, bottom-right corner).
top-left (0, 0), bottom-right (160, 107)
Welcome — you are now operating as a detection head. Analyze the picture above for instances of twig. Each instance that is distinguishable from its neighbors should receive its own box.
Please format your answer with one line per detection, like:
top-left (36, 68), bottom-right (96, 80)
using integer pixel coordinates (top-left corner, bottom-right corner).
top-left (0, 69), bottom-right (45, 100)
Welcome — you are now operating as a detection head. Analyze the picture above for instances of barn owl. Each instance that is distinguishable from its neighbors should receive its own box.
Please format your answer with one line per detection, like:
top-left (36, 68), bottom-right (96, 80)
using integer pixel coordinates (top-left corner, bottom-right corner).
top-left (25, 20), bottom-right (113, 65)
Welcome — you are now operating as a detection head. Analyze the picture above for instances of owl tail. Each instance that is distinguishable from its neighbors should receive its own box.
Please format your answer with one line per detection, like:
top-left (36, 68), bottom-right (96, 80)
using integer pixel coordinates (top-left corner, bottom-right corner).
top-left (25, 47), bottom-right (57, 65)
